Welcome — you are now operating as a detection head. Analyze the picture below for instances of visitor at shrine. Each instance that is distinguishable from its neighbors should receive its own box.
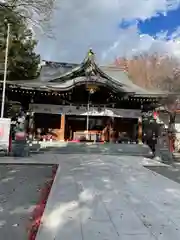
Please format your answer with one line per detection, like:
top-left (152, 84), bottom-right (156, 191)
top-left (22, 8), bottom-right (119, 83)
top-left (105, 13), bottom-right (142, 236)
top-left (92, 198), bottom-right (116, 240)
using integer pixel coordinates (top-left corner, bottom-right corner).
top-left (146, 130), bottom-right (157, 156)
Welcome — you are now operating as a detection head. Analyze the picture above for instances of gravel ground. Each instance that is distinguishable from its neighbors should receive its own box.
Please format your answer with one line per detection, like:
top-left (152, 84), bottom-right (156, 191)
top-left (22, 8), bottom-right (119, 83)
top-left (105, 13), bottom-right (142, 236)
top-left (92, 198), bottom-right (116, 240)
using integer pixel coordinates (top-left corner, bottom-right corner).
top-left (145, 164), bottom-right (180, 184)
top-left (0, 164), bottom-right (55, 240)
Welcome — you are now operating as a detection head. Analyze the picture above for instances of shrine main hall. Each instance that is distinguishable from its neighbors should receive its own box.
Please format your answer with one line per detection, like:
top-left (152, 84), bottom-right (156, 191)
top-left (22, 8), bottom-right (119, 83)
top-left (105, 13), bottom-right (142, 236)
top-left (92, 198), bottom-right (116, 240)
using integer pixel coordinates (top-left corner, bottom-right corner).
top-left (0, 50), bottom-right (166, 142)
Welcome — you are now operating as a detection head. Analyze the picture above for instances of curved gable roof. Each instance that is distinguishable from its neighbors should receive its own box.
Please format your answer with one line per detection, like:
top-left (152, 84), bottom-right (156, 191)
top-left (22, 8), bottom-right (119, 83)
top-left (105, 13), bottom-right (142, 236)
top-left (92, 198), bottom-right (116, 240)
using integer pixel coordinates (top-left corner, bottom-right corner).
top-left (45, 52), bottom-right (164, 96)
top-left (1, 50), bottom-right (167, 96)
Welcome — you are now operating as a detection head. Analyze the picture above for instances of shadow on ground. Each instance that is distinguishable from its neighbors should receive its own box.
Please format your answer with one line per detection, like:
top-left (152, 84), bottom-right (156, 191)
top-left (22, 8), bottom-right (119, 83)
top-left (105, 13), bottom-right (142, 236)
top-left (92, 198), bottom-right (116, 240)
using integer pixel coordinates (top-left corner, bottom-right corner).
top-left (0, 164), bottom-right (55, 240)
top-left (145, 164), bottom-right (180, 184)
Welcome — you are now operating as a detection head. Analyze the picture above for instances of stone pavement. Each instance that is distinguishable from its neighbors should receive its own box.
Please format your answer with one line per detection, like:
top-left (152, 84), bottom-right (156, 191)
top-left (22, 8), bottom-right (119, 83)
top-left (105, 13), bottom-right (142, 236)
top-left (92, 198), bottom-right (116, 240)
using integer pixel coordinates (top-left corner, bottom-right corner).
top-left (31, 153), bottom-right (180, 240)
top-left (0, 164), bottom-right (54, 240)
top-left (1, 143), bottom-right (179, 240)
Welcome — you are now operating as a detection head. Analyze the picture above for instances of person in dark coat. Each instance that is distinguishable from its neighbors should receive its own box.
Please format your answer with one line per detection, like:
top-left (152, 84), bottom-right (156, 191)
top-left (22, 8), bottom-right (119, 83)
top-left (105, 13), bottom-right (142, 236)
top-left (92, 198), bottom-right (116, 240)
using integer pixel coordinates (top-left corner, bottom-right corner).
top-left (146, 129), bottom-right (156, 156)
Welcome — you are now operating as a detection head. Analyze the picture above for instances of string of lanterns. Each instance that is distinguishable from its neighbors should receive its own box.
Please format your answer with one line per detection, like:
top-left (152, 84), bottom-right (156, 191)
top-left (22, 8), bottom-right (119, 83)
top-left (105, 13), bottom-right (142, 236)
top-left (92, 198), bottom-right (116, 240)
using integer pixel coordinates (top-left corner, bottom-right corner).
top-left (0, 85), bottom-right (159, 108)
top-left (6, 88), bottom-right (158, 102)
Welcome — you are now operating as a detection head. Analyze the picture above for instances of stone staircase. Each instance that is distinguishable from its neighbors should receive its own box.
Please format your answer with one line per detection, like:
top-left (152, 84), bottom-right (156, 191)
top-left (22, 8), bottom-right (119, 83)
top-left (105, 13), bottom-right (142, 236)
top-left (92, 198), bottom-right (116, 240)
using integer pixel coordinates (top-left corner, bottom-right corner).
top-left (173, 152), bottom-right (180, 162)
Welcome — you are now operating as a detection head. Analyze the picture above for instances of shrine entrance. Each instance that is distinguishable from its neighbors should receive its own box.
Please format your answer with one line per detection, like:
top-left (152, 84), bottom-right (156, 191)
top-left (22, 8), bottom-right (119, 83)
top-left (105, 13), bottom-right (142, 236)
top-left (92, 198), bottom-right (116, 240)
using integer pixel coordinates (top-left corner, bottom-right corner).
top-left (26, 80), bottom-right (143, 142)
top-left (64, 115), bottom-right (107, 141)
top-left (64, 115), bottom-right (138, 142)
top-left (62, 84), bottom-right (139, 141)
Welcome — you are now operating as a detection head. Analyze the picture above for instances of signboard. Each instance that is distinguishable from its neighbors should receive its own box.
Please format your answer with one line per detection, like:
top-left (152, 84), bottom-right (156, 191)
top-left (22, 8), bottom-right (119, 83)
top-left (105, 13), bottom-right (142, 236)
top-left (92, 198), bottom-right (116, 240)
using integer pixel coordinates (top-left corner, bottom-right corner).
top-left (0, 118), bottom-right (11, 150)
top-left (29, 104), bottom-right (141, 119)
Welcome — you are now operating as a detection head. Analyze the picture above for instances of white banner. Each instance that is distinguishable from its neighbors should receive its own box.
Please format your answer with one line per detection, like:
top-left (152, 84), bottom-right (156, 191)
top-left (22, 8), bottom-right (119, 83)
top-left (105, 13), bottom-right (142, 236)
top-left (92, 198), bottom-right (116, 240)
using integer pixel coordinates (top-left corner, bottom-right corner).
top-left (0, 118), bottom-right (11, 150)
top-left (29, 104), bottom-right (141, 119)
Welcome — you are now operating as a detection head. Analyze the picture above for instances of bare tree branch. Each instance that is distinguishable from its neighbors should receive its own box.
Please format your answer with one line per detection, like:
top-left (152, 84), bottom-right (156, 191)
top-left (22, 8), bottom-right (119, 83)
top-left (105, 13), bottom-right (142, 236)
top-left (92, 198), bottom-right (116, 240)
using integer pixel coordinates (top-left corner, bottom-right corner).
top-left (114, 54), bottom-right (180, 92)
top-left (0, 0), bottom-right (56, 35)
top-left (114, 54), bottom-right (180, 127)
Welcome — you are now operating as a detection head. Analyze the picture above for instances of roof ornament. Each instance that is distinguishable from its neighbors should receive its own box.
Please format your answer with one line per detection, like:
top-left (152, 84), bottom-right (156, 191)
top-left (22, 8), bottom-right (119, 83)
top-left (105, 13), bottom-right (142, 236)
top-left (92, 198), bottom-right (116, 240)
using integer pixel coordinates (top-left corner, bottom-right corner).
top-left (87, 48), bottom-right (95, 62)
top-left (84, 50), bottom-right (93, 78)
top-left (85, 48), bottom-right (96, 76)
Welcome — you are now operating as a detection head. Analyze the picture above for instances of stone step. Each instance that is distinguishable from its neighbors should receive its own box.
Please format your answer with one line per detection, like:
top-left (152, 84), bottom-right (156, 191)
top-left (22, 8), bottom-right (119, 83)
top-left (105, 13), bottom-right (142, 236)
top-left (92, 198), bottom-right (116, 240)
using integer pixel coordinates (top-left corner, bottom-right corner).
top-left (173, 152), bottom-right (180, 162)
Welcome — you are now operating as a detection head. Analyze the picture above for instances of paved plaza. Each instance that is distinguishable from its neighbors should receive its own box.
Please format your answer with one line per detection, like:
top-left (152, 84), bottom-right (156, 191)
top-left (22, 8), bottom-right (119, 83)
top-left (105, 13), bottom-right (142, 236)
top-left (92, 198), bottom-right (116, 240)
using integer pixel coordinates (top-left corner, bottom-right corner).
top-left (1, 143), bottom-right (180, 239)
top-left (32, 148), bottom-right (180, 240)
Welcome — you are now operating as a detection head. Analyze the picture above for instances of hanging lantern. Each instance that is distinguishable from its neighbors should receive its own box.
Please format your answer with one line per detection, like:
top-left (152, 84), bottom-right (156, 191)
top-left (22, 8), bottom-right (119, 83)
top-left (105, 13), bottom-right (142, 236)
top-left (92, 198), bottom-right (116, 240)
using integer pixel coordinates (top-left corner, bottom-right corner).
top-left (86, 84), bottom-right (99, 93)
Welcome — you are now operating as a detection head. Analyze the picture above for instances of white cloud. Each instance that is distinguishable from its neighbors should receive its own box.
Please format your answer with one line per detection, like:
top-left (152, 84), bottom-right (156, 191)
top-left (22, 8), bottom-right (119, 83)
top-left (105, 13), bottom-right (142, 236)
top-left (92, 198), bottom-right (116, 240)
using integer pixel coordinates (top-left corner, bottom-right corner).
top-left (102, 26), bottom-right (180, 62)
top-left (36, 0), bottom-right (180, 63)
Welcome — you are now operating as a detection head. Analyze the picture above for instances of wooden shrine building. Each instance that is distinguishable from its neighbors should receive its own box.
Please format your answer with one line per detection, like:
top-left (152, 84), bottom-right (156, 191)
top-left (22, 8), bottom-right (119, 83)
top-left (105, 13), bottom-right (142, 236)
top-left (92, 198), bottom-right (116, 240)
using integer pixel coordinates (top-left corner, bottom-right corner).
top-left (0, 50), bottom-right (166, 142)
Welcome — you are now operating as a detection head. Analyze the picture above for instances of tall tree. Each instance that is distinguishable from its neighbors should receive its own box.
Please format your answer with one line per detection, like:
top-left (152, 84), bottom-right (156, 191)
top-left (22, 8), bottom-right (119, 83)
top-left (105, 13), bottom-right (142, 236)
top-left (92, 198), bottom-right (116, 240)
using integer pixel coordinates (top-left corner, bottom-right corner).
top-left (114, 54), bottom-right (180, 92)
top-left (0, 4), bottom-right (40, 80)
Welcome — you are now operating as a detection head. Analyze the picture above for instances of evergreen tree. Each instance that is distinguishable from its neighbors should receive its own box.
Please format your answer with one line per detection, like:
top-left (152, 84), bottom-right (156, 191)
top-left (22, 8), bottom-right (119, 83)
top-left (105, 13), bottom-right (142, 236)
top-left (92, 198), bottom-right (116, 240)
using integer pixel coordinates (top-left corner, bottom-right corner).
top-left (0, 4), bottom-right (40, 80)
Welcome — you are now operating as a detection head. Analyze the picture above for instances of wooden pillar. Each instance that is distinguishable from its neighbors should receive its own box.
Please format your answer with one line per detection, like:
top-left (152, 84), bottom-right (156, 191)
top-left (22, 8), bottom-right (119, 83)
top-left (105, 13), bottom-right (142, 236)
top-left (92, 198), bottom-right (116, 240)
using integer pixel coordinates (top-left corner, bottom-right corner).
top-left (59, 114), bottom-right (65, 141)
top-left (138, 117), bottom-right (142, 144)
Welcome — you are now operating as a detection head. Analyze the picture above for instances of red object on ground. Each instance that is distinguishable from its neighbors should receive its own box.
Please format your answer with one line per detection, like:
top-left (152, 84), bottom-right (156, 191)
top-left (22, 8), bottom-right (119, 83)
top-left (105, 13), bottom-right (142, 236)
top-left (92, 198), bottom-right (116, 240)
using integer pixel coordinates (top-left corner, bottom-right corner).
top-left (28, 165), bottom-right (58, 240)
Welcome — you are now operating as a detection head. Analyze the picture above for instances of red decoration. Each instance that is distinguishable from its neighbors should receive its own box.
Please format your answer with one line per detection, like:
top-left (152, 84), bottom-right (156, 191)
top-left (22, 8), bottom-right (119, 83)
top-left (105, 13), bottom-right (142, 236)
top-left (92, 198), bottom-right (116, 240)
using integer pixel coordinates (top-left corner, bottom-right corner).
top-left (0, 127), bottom-right (4, 136)
top-left (153, 111), bottom-right (158, 119)
top-left (28, 165), bottom-right (58, 240)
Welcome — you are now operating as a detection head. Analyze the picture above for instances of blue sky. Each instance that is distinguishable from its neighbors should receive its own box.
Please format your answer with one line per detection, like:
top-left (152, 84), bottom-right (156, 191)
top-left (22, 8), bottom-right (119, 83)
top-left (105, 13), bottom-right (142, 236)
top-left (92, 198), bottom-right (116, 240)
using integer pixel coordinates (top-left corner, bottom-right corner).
top-left (36, 0), bottom-right (180, 63)
top-left (138, 7), bottom-right (180, 40)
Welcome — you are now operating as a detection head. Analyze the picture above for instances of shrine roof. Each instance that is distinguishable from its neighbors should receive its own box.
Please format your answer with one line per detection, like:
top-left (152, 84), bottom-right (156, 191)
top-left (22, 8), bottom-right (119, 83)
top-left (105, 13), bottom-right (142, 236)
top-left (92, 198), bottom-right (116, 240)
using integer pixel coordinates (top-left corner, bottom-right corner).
top-left (99, 66), bottom-right (155, 95)
top-left (0, 50), bottom-right (167, 97)
top-left (38, 61), bottom-right (80, 82)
